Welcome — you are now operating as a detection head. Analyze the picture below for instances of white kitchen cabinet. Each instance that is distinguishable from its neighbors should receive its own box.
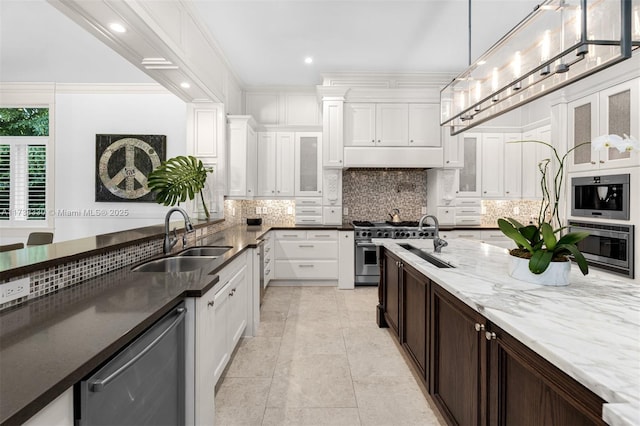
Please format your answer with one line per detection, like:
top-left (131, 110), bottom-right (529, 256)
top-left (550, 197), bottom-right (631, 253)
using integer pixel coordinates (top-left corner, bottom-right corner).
top-left (323, 99), bottom-right (344, 167)
top-left (345, 102), bottom-right (440, 147)
top-left (443, 131), bottom-right (464, 168)
top-left (426, 168), bottom-right (458, 225)
top-left (503, 133), bottom-right (523, 199)
top-left (209, 254), bottom-right (248, 384)
top-left (227, 116), bottom-right (257, 198)
top-left (257, 132), bottom-right (295, 197)
top-left (481, 133), bottom-right (505, 198)
top-left (338, 231), bottom-right (355, 289)
top-left (23, 388), bottom-right (73, 426)
top-left (376, 103), bottom-right (408, 146)
top-left (295, 132), bottom-right (323, 196)
top-left (457, 134), bottom-right (482, 197)
top-left (568, 79), bottom-right (640, 172)
top-left (295, 197), bottom-right (323, 225)
top-left (273, 230), bottom-right (338, 282)
top-left (194, 283), bottom-right (218, 426)
top-left (480, 230), bottom-right (512, 249)
top-left (188, 103), bottom-right (224, 159)
top-left (345, 103), bottom-right (376, 146)
top-left (263, 232), bottom-right (274, 287)
top-left (408, 103), bottom-right (441, 146)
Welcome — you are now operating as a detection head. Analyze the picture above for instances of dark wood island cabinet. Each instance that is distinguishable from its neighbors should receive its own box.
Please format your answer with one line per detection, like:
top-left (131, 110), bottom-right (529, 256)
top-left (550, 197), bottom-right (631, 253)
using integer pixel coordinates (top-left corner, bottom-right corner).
top-left (378, 247), bottom-right (606, 426)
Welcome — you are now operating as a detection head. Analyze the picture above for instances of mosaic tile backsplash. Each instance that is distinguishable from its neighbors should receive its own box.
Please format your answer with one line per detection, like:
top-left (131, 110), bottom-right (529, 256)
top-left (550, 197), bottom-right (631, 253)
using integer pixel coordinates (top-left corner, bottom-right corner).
top-left (343, 169), bottom-right (428, 223)
top-left (481, 199), bottom-right (545, 226)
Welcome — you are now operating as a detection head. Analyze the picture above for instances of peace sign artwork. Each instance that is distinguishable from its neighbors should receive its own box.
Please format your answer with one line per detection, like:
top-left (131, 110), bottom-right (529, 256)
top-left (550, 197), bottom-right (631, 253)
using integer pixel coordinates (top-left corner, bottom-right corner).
top-left (95, 134), bottom-right (166, 202)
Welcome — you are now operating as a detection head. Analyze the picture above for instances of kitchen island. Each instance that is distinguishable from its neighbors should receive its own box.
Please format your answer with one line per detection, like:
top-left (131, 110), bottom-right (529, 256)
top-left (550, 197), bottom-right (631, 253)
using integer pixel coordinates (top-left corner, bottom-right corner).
top-left (376, 238), bottom-right (640, 426)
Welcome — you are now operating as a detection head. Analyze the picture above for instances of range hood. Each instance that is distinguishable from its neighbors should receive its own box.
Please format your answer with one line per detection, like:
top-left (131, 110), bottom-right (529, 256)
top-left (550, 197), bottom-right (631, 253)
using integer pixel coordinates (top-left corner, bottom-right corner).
top-left (343, 147), bottom-right (444, 168)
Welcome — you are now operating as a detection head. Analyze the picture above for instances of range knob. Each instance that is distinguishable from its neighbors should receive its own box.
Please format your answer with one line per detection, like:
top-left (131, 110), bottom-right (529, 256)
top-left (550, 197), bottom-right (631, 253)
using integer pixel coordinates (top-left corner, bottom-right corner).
top-left (383, 232), bottom-right (389, 238)
top-left (366, 231), bottom-right (372, 237)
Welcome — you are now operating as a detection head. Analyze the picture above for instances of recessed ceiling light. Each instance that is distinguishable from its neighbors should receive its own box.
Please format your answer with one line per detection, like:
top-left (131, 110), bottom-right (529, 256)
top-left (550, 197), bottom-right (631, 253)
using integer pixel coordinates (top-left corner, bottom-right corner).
top-left (109, 23), bottom-right (126, 33)
top-left (180, 82), bottom-right (191, 89)
top-left (304, 57), bottom-right (313, 64)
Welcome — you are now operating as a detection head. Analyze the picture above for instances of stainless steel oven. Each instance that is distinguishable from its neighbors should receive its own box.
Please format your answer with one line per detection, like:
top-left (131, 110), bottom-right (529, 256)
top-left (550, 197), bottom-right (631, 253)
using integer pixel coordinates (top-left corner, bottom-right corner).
top-left (571, 174), bottom-right (630, 220)
top-left (355, 241), bottom-right (379, 285)
top-left (568, 221), bottom-right (634, 278)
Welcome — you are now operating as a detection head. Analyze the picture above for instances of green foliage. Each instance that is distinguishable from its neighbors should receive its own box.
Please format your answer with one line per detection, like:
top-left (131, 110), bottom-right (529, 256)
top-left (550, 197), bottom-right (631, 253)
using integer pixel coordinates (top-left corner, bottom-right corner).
top-left (0, 108), bottom-right (49, 136)
top-left (498, 218), bottom-right (589, 275)
top-left (147, 156), bottom-right (213, 219)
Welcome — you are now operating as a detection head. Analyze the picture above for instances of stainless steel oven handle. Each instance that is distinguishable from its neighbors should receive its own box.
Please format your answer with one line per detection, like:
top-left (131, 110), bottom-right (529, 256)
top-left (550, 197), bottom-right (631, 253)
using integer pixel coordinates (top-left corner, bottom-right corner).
top-left (355, 242), bottom-right (377, 247)
top-left (89, 307), bottom-right (186, 392)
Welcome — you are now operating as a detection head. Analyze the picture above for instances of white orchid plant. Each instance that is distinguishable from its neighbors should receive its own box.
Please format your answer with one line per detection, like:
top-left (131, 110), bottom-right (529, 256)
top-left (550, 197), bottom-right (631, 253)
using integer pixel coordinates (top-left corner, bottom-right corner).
top-left (592, 133), bottom-right (640, 153)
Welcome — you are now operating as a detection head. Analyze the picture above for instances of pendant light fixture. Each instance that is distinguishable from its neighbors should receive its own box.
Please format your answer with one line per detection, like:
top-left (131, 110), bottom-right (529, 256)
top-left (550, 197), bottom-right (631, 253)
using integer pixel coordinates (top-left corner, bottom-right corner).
top-left (441, 0), bottom-right (640, 136)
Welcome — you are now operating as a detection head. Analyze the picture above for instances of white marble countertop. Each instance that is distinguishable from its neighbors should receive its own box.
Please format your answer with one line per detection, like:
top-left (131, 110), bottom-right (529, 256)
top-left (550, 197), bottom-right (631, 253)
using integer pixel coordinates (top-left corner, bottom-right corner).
top-left (376, 238), bottom-right (640, 426)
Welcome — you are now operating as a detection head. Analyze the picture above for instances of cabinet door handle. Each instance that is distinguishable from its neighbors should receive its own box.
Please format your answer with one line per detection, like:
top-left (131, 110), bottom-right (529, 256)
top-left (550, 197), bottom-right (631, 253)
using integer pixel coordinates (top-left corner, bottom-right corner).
top-left (599, 160), bottom-right (605, 164)
top-left (485, 331), bottom-right (496, 340)
top-left (446, 160), bottom-right (450, 163)
top-left (474, 323), bottom-right (485, 332)
top-left (377, 140), bottom-right (381, 143)
top-left (410, 139), bottom-right (414, 143)
top-left (371, 139), bottom-right (375, 143)
top-left (590, 161), bottom-right (596, 164)
top-left (301, 210), bottom-right (316, 213)
top-left (207, 300), bottom-right (214, 307)
top-left (314, 235), bottom-right (331, 238)
top-left (299, 264), bottom-right (314, 268)
top-left (299, 244), bottom-right (314, 248)
top-left (283, 234), bottom-right (299, 237)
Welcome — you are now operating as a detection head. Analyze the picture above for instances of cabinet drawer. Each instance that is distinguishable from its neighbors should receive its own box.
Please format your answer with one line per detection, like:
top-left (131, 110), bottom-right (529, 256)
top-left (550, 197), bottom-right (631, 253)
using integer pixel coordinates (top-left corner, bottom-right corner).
top-left (296, 197), bottom-right (322, 206)
top-left (452, 230), bottom-right (482, 239)
top-left (307, 230), bottom-right (338, 240)
top-left (323, 207), bottom-right (342, 225)
top-left (455, 206), bottom-right (481, 216)
top-left (436, 207), bottom-right (455, 225)
top-left (295, 216), bottom-right (323, 225)
top-left (275, 260), bottom-right (338, 279)
top-left (276, 240), bottom-right (337, 259)
top-left (296, 206), bottom-right (323, 216)
top-left (455, 198), bottom-right (481, 207)
top-left (216, 252), bottom-right (247, 288)
top-left (455, 216), bottom-right (482, 226)
top-left (275, 230), bottom-right (307, 240)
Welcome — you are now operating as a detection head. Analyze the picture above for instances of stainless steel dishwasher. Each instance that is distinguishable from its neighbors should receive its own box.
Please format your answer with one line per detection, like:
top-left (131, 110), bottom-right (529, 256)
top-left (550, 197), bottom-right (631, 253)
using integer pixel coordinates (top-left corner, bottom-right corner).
top-left (77, 302), bottom-right (186, 426)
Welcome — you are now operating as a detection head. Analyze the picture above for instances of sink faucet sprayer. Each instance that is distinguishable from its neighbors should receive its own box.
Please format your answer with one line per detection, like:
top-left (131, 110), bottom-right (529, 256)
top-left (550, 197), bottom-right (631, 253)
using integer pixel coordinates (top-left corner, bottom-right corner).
top-left (418, 214), bottom-right (448, 253)
top-left (164, 207), bottom-right (195, 254)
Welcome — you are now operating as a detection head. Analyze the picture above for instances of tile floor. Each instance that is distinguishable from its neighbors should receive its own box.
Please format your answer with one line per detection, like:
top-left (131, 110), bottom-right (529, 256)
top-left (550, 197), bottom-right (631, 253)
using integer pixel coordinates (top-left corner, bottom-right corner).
top-left (215, 286), bottom-right (445, 426)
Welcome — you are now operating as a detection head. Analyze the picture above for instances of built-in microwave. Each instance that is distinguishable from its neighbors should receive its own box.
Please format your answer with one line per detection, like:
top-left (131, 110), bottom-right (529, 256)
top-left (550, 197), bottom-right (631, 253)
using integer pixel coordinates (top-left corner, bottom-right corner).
top-left (571, 174), bottom-right (630, 220)
top-left (568, 220), bottom-right (634, 278)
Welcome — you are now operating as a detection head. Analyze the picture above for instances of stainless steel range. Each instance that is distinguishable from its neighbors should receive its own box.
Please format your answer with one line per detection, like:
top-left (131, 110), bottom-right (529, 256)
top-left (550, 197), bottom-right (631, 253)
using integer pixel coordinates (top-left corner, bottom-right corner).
top-left (353, 220), bottom-right (435, 285)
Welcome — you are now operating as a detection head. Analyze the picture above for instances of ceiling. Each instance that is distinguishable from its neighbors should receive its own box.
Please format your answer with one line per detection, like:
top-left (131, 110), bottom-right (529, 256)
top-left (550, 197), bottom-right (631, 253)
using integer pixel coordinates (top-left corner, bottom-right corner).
top-left (192, 0), bottom-right (540, 87)
top-left (0, 0), bottom-right (540, 88)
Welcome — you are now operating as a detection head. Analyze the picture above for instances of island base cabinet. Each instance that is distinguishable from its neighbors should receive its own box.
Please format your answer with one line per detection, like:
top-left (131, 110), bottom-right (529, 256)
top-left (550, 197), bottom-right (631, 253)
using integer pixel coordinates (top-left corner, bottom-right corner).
top-left (380, 249), bottom-right (401, 335)
top-left (430, 285), bottom-right (486, 426)
top-left (401, 262), bottom-right (429, 381)
top-left (487, 325), bottom-right (606, 426)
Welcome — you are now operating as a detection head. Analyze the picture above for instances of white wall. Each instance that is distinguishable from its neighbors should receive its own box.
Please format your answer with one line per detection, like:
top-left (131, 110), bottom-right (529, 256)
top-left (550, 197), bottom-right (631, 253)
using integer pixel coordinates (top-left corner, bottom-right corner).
top-left (54, 90), bottom-right (187, 242)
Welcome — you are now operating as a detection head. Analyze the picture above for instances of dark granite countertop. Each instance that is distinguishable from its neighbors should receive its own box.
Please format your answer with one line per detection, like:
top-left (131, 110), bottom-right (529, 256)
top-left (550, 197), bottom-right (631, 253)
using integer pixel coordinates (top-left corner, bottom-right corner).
top-left (0, 223), bottom-right (349, 425)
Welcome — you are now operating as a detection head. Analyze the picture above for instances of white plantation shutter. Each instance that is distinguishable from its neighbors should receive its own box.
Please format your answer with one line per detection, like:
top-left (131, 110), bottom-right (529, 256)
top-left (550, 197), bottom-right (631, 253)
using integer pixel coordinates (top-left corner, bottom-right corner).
top-left (0, 137), bottom-right (48, 222)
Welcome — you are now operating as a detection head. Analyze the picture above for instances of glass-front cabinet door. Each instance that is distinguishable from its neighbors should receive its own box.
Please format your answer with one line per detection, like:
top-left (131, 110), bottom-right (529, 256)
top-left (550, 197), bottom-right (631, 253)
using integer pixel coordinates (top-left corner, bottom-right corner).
top-left (568, 80), bottom-right (639, 172)
top-left (457, 134), bottom-right (481, 197)
top-left (295, 132), bottom-right (323, 196)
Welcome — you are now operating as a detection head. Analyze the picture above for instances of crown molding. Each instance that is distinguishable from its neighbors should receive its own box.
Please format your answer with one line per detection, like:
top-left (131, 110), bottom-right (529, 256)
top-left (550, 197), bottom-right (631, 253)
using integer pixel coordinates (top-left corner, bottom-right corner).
top-left (54, 83), bottom-right (170, 95)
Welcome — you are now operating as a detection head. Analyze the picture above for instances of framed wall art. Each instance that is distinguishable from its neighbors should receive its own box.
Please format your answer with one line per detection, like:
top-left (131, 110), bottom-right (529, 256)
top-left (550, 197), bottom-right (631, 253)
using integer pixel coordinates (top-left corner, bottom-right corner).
top-left (95, 134), bottom-right (166, 202)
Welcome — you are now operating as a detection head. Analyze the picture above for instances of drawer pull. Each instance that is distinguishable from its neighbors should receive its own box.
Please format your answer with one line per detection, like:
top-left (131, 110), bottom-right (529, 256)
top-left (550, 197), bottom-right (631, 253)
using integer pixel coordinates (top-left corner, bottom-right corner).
top-left (460, 220), bottom-right (477, 223)
top-left (313, 235), bottom-right (331, 238)
top-left (207, 300), bottom-right (214, 307)
top-left (301, 220), bottom-right (317, 222)
top-left (299, 244), bottom-right (315, 248)
top-left (298, 264), bottom-right (314, 268)
top-left (283, 234), bottom-right (299, 237)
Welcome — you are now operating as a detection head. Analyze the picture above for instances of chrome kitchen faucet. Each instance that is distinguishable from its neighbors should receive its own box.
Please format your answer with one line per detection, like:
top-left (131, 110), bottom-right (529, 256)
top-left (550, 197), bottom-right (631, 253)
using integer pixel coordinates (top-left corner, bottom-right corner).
top-left (418, 215), bottom-right (448, 253)
top-left (163, 207), bottom-right (195, 254)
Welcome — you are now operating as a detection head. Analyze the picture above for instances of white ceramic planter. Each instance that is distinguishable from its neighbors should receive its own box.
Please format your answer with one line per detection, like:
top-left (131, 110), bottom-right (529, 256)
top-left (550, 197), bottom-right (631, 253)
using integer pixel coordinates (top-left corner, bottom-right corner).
top-left (508, 255), bottom-right (571, 286)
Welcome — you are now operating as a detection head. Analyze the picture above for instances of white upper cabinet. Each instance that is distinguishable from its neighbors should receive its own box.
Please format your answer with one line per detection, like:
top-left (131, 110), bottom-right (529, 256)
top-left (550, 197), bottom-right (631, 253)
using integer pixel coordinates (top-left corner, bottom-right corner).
top-left (443, 131), bottom-right (464, 168)
top-left (568, 79), bottom-right (640, 172)
top-left (503, 133), bottom-right (523, 199)
top-left (480, 133), bottom-right (505, 198)
top-left (345, 103), bottom-right (376, 146)
top-left (457, 134), bottom-right (482, 197)
top-left (521, 126), bottom-right (552, 199)
top-left (245, 91), bottom-right (321, 126)
top-left (345, 102), bottom-right (441, 147)
top-left (226, 116), bottom-right (257, 198)
top-left (408, 103), bottom-right (441, 146)
top-left (322, 100), bottom-right (344, 168)
top-left (376, 103), bottom-right (408, 146)
top-left (276, 133), bottom-right (296, 197)
top-left (257, 132), bottom-right (295, 197)
top-left (295, 132), bottom-right (323, 196)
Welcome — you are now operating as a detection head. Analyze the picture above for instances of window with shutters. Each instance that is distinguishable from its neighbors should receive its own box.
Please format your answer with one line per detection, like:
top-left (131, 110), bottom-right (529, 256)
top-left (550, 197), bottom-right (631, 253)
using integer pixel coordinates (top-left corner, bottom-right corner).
top-left (0, 108), bottom-right (50, 225)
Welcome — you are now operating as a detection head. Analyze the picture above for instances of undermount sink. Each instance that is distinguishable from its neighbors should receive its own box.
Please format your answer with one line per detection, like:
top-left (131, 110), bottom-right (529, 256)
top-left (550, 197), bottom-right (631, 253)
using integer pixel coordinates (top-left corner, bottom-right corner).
top-left (132, 256), bottom-right (215, 273)
top-left (178, 246), bottom-right (233, 257)
top-left (398, 243), bottom-right (455, 269)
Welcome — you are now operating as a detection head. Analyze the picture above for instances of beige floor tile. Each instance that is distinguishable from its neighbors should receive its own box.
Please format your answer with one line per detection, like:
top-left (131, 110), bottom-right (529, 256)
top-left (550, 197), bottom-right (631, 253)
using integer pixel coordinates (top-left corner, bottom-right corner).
top-left (214, 406), bottom-right (265, 426)
top-left (224, 337), bottom-right (281, 378)
top-left (347, 351), bottom-right (413, 378)
top-left (342, 327), bottom-right (399, 357)
top-left (353, 376), bottom-right (440, 426)
top-left (262, 407), bottom-right (361, 426)
top-left (267, 374), bottom-right (356, 408)
top-left (216, 378), bottom-right (272, 407)
top-left (273, 353), bottom-right (351, 378)
top-left (278, 328), bottom-right (347, 359)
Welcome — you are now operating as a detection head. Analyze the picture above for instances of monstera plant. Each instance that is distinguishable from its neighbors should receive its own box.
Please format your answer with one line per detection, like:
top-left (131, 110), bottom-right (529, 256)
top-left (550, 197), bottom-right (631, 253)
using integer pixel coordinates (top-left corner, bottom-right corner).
top-left (147, 155), bottom-right (213, 219)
